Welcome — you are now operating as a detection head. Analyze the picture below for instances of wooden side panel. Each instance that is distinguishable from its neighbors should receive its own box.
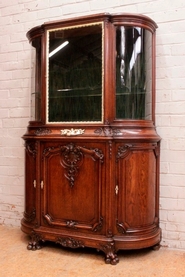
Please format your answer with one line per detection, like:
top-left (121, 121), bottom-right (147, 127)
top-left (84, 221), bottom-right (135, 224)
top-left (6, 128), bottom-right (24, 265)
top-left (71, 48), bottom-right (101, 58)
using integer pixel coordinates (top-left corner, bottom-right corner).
top-left (22, 141), bottom-right (37, 225)
top-left (41, 142), bottom-right (105, 233)
top-left (115, 143), bottom-right (158, 234)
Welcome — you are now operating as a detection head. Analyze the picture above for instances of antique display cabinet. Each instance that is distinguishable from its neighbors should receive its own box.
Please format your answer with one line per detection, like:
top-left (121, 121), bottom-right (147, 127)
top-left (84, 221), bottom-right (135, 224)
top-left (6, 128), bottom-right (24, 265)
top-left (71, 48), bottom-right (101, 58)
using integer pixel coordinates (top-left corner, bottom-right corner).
top-left (21, 13), bottom-right (161, 265)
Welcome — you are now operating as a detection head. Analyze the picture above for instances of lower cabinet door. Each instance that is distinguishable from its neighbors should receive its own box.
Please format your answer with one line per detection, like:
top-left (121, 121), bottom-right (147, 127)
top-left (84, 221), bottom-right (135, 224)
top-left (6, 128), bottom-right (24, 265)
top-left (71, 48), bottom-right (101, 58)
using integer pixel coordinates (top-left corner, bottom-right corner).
top-left (114, 142), bottom-right (159, 236)
top-left (40, 141), bottom-right (106, 234)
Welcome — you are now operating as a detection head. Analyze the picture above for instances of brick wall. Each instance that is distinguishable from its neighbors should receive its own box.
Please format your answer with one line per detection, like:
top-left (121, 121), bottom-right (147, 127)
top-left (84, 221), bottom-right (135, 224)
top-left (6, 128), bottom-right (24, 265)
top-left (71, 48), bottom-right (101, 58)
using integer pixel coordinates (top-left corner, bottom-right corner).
top-left (0, 0), bottom-right (185, 250)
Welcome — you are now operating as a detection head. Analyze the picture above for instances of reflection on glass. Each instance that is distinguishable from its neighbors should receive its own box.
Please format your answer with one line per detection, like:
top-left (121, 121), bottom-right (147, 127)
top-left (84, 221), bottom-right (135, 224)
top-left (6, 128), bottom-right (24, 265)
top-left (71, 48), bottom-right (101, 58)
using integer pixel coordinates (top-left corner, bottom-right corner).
top-left (31, 37), bottom-right (41, 121)
top-left (47, 24), bottom-right (103, 123)
top-left (116, 26), bottom-right (152, 120)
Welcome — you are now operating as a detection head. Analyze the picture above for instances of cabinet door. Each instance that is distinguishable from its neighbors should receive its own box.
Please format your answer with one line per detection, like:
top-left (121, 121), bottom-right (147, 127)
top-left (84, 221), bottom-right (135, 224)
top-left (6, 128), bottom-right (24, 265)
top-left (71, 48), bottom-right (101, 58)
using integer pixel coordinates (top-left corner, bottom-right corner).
top-left (41, 141), bottom-right (105, 234)
top-left (114, 142), bottom-right (159, 235)
top-left (22, 141), bottom-right (37, 226)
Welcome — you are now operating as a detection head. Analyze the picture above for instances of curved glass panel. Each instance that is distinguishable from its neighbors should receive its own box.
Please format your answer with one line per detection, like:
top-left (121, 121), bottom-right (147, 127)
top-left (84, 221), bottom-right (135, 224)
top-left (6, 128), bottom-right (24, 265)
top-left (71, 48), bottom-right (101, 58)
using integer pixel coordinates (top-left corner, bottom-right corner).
top-left (31, 37), bottom-right (41, 121)
top-left (116, 26), bottom-right (152, 120)
top-left (47, 23), bottom-right (103, 123)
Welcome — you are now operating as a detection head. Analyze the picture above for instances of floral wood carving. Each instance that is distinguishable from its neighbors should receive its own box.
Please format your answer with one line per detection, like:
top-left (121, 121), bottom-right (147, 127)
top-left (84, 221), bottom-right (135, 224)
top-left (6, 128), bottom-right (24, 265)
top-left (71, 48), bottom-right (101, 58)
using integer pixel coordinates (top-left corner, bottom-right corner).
top-left (56, 237), bottom-right (84, 248)
top-left (60, 143), bottom-right (84, 188)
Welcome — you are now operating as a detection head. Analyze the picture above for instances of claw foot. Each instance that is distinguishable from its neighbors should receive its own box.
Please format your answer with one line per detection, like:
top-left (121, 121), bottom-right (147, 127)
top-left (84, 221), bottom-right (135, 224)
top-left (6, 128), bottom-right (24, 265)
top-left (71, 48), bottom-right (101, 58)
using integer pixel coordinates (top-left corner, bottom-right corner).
top-left (27, 231), bottom-right (44, 251)
top-left (105, 253), bottom-right (119, 265)
top-left (27, 241), bottom-right (42, 250)
top-left (99, 242), bottom-right (119, 265)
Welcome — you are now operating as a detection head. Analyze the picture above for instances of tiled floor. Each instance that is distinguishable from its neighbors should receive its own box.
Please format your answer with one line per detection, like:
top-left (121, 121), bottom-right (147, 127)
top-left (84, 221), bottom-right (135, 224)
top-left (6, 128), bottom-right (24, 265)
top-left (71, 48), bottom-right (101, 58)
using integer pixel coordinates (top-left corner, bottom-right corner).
top-left (1, 225), bottom-right (185, 277)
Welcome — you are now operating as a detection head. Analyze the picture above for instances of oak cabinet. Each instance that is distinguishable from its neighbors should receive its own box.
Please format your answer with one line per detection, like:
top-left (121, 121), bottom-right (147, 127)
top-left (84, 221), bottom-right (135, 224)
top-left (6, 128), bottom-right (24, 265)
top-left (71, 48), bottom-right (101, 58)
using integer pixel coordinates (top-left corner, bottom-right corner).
top-left (21, 13), bottom-right (161, 264)
top-left (41, 141), bottom-right (105, 234)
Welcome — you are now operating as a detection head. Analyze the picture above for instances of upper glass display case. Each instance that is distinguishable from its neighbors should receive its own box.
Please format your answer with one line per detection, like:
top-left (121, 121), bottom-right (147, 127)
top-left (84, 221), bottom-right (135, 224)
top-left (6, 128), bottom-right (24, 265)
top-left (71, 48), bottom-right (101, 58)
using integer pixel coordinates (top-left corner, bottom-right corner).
top-left (27, 13), bottom-right (157, 126)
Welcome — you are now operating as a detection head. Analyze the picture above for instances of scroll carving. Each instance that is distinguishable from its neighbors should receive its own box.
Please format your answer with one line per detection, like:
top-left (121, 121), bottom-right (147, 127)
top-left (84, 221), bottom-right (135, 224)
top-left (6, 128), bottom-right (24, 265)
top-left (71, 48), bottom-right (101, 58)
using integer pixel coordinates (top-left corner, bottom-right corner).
top-left (43, 213), bottom-right (53, 225)
top-left (25, 142), bottom-right (37, 158)
top-left (23, 209), bottom-right (36, 223)
top-left (56, 237), bottom-right (84, 249)
top-left (116, 220), bottom-right (129, 234)
top-left (116, 144), bottom-right (132, 162)
top-left (42, 146), bottom-right (55, 159)
top-left (92, 216), bottom-right (103, 232)
top-left (43, 212), bottom-right (103, 231)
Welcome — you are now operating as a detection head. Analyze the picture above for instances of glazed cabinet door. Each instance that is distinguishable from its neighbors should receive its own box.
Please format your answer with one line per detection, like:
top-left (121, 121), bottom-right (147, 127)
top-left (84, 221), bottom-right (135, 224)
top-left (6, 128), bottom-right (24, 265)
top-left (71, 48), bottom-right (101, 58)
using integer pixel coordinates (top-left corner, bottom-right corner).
top-left (40, 141), bottom-right (106, 234)
top-left (114, 142), bottom-right (160, 237)
top-left (22, 140), bottom-right (38, 228)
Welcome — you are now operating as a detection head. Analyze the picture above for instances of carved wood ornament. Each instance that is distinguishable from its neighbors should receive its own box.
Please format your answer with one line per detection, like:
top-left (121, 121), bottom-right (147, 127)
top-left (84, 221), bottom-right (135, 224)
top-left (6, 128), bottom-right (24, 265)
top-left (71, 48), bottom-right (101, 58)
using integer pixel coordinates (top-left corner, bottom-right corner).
top-left (60, 143), bottom-right (84, 188)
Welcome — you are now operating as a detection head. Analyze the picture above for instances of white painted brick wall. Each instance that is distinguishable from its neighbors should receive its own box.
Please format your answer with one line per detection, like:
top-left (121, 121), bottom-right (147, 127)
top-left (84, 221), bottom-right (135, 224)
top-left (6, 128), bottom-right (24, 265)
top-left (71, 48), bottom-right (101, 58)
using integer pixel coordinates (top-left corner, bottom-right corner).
top-left (0, 0), bottom-right (185, 251)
